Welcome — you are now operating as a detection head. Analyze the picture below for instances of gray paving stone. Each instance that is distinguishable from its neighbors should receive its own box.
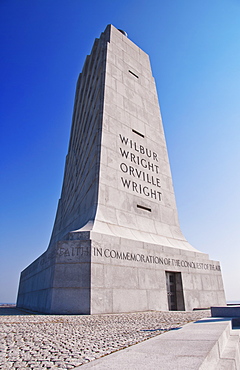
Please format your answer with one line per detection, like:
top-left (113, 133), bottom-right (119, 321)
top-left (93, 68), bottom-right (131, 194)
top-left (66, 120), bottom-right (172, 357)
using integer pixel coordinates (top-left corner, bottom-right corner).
top-left (0, 308), bottom-right (210, 369)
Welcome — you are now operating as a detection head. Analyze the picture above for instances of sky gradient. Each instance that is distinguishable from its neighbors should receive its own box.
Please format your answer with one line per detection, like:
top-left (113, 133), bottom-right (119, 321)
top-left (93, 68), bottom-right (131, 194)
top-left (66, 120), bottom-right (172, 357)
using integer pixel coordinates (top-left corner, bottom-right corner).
top-left (1, 0), bottom-right (240, 303)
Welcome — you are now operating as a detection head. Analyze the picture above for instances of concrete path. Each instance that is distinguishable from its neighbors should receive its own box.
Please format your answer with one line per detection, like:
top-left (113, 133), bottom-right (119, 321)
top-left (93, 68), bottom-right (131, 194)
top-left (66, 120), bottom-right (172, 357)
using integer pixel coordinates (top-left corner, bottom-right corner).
top-left (78, 318), bottom-right (240, 370)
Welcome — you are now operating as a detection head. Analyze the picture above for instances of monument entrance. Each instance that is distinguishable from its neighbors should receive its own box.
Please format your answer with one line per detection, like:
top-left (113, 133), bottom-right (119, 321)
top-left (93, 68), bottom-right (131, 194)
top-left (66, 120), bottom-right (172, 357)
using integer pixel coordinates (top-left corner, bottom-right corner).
top-left (166, 272), bottom-right (177, 311)
top-left (17, 25), bottom-right (226, 314)
top-left (166, 272), bottom-right (185, 311)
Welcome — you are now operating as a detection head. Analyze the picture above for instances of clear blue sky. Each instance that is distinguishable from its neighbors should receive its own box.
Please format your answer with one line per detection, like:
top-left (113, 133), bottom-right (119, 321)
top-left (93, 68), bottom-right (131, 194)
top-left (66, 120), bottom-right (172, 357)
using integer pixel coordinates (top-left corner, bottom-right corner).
top-left (1, 0), bottom-right (240, 303)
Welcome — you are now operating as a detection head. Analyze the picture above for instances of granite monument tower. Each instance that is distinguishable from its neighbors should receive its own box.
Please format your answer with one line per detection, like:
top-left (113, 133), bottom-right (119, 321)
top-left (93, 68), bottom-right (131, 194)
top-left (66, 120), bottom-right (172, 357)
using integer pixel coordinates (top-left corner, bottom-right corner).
top-left (17, 25), bottom-right (226, 313)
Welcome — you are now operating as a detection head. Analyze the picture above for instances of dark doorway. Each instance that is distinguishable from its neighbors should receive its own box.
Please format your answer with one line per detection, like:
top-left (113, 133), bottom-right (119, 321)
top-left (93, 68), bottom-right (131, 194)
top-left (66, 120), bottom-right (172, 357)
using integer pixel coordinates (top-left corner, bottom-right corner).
top-left (166, 271), bottom-right (185, 311)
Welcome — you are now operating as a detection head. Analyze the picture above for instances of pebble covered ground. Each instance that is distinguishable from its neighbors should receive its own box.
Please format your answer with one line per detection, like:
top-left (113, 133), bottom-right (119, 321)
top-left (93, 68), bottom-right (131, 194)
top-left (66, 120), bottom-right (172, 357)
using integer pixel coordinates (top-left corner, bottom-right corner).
top-left (0, 307), bottom-right (210, 369)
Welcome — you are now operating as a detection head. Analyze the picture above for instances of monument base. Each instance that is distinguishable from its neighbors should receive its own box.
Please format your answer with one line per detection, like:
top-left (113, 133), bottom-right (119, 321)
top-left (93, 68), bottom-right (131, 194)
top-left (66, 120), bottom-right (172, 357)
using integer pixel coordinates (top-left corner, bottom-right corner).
top-left (17, 231), bottom-right (226, 314)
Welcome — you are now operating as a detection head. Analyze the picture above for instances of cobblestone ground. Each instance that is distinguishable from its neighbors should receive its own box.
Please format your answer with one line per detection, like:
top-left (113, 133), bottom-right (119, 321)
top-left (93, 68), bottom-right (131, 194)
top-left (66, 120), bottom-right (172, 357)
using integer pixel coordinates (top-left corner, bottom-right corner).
top-left (0, 307), bottom-right (210, 369)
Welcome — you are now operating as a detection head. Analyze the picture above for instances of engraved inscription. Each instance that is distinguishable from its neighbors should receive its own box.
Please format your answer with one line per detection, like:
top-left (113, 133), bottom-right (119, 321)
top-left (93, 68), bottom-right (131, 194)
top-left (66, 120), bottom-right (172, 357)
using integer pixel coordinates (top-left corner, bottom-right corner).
top-left (93, 247), bottom-right (221, 272)
top-left (119, 134), bottom-right (162, 201)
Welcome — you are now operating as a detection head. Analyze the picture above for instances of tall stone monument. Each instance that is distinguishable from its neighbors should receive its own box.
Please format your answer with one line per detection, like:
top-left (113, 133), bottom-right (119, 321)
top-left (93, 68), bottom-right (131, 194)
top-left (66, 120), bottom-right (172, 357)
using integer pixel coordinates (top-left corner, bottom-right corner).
top-left (17, 25), bottom-right (226, 314)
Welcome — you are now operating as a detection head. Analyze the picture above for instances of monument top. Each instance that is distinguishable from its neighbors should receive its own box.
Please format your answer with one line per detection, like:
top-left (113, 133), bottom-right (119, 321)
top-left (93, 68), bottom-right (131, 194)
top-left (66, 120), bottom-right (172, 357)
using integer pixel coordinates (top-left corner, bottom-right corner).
top-left (117, 29), bottom-right (128, 37)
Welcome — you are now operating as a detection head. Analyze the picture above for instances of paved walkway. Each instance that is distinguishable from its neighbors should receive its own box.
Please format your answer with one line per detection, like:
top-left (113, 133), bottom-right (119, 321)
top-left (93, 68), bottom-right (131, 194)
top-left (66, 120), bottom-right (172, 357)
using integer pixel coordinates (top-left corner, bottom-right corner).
top-left (0, 306), bottom-right (210, 369)
top-left (77, 318), bottom-right (238, 370)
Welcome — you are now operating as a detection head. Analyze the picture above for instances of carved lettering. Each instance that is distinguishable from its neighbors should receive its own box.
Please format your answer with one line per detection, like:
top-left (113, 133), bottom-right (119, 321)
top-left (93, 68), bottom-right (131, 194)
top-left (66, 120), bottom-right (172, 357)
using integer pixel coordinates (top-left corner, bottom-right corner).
top-left (119, 134), bottom-right (159, 162)
top-left (93, 247), bottom-right (221, 272)
top-left (119, 133), bottom-right (162, 201)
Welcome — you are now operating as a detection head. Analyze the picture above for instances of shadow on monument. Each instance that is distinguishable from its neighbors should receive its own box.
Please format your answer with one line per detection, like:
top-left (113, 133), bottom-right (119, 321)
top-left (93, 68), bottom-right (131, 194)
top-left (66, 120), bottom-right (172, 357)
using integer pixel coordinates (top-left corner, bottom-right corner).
top-left (0, 306), bottom-right (40, 316)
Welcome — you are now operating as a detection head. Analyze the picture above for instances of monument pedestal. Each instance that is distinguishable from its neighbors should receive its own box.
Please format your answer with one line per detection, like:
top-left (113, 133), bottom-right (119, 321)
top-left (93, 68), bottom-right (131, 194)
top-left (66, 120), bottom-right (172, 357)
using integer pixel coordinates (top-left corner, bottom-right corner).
top-left (17, 230), bottom-right (225, 314)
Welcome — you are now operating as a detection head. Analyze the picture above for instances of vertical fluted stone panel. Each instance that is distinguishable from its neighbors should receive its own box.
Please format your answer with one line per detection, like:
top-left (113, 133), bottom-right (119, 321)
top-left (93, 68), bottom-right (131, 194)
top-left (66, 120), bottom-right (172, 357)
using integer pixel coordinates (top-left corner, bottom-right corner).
top-left (49, 34), bottom-right (107, 246)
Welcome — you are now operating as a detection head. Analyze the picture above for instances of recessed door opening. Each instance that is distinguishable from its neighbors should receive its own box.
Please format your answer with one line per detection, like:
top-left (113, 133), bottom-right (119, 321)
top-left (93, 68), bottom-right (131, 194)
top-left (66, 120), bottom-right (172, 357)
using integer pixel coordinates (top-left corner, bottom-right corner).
top-left (165, 271), bottom-right (185, 311)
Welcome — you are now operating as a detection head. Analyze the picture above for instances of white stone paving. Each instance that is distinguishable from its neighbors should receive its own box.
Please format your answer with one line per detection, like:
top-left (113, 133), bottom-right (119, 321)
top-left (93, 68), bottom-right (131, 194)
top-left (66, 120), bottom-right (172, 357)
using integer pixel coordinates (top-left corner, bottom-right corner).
top-left (0, 307), bottom-right (210, 369)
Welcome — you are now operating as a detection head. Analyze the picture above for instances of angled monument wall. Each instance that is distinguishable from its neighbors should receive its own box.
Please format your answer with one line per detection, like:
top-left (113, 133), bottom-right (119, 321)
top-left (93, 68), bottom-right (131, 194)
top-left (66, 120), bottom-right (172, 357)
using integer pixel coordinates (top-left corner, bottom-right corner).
top-left (17, 25), bottom-right (226, 314)
top-left (50, 24), bottom-right (194, 250)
